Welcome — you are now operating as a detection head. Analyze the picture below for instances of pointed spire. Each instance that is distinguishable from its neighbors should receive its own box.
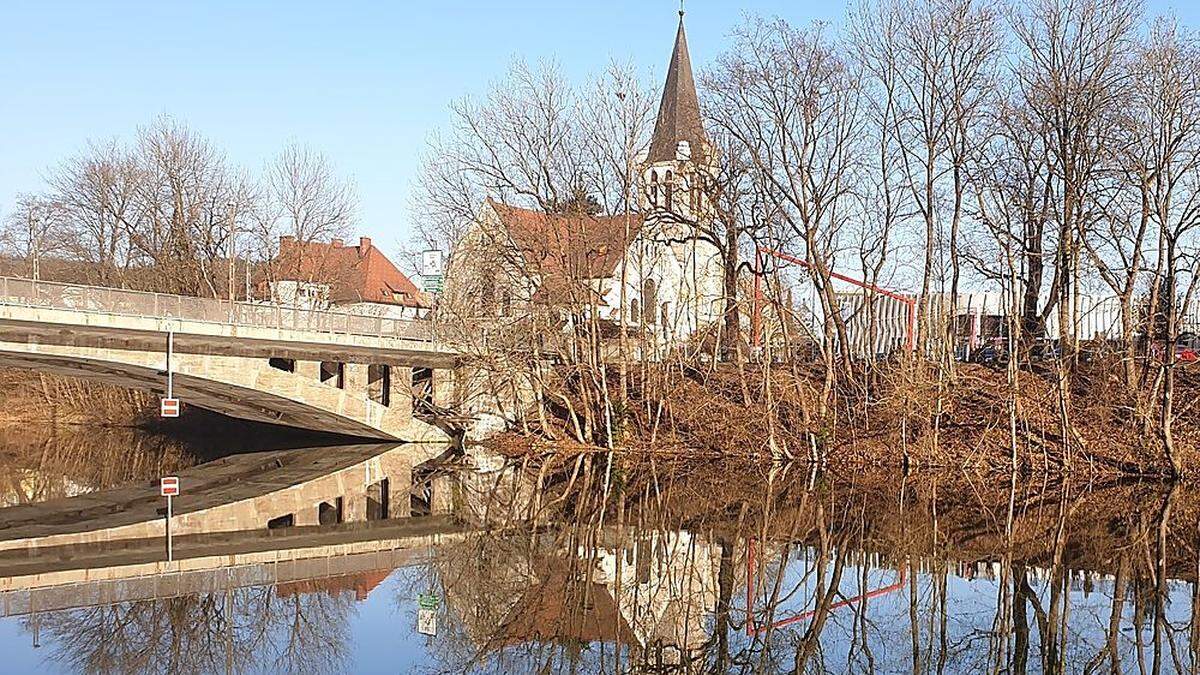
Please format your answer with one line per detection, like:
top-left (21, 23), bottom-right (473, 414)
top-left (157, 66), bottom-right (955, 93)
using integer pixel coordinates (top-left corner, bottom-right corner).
top-left (647, 10), bottom-right (707, 165)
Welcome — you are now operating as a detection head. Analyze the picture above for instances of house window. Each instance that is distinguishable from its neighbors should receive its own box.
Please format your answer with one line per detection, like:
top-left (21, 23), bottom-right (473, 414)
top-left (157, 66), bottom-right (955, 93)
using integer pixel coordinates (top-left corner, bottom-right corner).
top-left (642, 279), bottom-right (658, 325)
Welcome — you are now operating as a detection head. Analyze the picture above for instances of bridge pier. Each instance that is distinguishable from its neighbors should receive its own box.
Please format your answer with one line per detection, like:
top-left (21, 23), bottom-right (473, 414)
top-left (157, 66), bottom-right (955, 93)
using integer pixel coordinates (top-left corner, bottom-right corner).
top-left (294, 504), bottom-right (321, 527)
top-left (431, 475), bottom-right (457, 515)
top-left (343, 490), bottom-right (368, 522)
top-left (390, 365), bottom-right (414, 417)
top-left (345, 362), bottom-right (368, 394)
top-left (296, 359), bottom-right (321, 380)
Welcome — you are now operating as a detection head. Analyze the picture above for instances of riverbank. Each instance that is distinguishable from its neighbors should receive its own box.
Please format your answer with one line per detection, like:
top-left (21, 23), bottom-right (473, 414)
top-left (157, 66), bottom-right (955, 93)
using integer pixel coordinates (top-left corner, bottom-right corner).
top-left (0, 368), bottom-right (366, 453)
top-left (0, 369), bottom-right (153, 428)
top-left (488, 359), bottom-right (1200, 477)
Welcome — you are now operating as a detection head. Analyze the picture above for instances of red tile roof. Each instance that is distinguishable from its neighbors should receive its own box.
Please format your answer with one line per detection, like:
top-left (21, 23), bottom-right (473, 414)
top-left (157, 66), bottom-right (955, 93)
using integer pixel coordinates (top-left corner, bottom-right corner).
top-left (486, 557), bottom-right (639, 648)
top-left (267, 236), bottom-right (427, 308)
top-left (487, 199), bottom-right (643, 304)
top-left (275, 569), bottom-right (393, 601)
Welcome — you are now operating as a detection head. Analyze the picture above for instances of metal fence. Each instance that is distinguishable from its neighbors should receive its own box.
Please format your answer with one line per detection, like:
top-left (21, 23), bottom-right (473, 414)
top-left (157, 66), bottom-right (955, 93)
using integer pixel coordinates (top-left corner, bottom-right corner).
top-left (0, 276), bottom-right (434, 342)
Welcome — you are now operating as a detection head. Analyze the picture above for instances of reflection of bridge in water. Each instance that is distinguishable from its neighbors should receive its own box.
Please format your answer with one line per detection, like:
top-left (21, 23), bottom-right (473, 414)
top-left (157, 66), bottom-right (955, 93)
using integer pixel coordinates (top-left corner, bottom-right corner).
top-left (0, 442), bottom-right (474, 613)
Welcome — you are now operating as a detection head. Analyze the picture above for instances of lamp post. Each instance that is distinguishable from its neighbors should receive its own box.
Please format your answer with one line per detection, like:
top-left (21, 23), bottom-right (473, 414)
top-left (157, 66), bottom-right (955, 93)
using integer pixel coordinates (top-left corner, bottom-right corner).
top-left (226, 200), bottom-right (238, 319)
top-left (28, 207), bottom-right (41, 282)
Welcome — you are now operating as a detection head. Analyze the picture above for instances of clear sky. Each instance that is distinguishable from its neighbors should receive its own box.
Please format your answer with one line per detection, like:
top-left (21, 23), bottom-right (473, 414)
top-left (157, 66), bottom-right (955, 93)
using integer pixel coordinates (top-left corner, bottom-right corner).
top-left (3, 0), bottom-right (1199, 261)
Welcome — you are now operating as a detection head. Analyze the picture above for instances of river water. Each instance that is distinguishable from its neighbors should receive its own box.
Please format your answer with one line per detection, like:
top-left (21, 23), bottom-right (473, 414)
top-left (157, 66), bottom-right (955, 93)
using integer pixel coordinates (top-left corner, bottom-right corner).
top-left (0, 426), bottom-right (1195, 674)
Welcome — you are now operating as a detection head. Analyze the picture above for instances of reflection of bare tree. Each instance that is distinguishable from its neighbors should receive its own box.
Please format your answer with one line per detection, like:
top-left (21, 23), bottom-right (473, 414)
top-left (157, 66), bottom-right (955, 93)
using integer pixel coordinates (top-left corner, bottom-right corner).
top-left (0, 425), bottom-right (191, 506)
top-left (28, 584), bottom-right (353, 674)
top-left (411, 458), bottom-right (1200, 673)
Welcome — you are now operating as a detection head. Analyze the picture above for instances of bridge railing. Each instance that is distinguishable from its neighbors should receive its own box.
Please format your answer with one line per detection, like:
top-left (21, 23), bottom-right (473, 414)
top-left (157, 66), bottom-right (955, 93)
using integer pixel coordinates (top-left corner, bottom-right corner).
top-left (0, 276), bottom-right (434, 342)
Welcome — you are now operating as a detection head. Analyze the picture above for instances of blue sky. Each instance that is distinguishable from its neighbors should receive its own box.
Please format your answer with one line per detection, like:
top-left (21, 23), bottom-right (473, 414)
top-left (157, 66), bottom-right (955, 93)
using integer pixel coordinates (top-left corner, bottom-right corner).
top-left (3, 1), bottom-right (1199, 261)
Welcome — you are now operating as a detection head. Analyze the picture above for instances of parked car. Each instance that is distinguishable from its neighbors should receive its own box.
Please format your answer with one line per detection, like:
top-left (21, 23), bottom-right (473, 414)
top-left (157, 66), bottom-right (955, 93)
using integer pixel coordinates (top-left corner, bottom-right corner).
top-left (1177, 331), bottom-right (1200, 362)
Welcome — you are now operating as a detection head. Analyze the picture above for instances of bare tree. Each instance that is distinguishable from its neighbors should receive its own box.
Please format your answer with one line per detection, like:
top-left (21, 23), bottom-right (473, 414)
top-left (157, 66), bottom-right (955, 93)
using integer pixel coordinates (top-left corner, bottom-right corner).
top-left (252, 142), bottom-right (356, 295)
top-left (47, 140), bottom-right (140, 284)
top-left (706, 16), bottom-right (865, 387)
top-left (1134, 19), bottom-right (1200, 475)
top-left (0, 194), bottom-right (69, 280)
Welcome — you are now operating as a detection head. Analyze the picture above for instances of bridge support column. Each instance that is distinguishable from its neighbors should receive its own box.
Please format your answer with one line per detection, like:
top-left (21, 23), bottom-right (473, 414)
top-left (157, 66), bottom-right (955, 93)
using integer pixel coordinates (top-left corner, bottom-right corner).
top-left (430, 475), bottom-right (456, 515)
top-left (296, 360), bottom-right (320, 380)
top-left (344, 363), bottom-right (368, 398)
top-left (432, 368), bottom-right (456, 408)
top-left (293, 504), bottom-right (320, 527)
top-left (390, 366), bottom-right (413, 417)
top-left (343, 489), bottom-right (368, 522)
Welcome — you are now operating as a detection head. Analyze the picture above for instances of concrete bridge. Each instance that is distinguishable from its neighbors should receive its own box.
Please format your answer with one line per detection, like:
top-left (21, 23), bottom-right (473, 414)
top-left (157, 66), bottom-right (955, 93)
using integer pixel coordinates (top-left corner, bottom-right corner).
top-left (0, 277), bottom-right (460, 440)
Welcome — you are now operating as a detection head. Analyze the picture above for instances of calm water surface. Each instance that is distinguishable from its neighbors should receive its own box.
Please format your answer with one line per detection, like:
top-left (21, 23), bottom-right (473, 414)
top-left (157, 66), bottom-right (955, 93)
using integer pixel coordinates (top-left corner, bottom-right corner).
top-left (0, 427), bottom-right (1195, 674)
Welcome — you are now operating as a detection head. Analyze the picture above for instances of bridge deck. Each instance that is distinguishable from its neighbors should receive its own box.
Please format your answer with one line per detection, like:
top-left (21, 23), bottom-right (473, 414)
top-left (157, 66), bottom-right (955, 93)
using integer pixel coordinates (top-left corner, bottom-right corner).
top-left (0, 276), bottom-right (456, 363)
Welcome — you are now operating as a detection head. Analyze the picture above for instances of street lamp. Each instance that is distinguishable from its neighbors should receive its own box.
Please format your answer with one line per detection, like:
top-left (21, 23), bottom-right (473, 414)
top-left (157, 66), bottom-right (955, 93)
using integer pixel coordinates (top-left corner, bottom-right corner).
top-left (227, 201), bottom-right (238, 300)
top-left (28, 207), bottom-right (41, 282)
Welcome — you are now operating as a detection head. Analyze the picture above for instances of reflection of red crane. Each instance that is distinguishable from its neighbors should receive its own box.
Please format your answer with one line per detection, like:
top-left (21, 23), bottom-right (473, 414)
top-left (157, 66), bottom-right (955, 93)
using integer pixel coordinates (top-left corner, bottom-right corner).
top-left (744, 538), bottom-right (908, 636)
top-left (751, 246), bottom-right (917, 354)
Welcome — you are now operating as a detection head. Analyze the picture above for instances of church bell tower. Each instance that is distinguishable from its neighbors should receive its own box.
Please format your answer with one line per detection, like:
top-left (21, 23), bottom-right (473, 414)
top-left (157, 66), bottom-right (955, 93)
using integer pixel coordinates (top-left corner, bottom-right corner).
top-left (642, 8), bottom-right (711, 224)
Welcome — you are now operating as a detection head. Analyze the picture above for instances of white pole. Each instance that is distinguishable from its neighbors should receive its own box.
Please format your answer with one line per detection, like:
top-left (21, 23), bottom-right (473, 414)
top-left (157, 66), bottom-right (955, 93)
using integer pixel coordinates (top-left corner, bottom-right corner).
top-left (166, 493), bottom-right (173, 563)
top-left (166, 330), bottom-right (174, 399)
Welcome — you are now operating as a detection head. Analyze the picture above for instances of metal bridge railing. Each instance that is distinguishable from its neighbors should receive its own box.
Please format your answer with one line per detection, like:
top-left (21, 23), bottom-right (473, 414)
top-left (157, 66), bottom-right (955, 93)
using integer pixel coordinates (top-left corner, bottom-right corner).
top-left (0, 276), bottom-right (434, 343)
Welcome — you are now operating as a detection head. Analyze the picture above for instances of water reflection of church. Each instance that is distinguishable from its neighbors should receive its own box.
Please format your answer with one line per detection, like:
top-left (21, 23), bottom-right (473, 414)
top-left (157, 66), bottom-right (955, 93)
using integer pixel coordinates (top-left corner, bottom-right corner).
top-left (443, 527), bottom-right (726, 668)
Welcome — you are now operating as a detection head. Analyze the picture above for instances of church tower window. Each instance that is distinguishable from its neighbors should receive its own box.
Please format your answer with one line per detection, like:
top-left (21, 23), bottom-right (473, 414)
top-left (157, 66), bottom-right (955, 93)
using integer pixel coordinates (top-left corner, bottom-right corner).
top-left (664, 171), bottom-right (673, 211)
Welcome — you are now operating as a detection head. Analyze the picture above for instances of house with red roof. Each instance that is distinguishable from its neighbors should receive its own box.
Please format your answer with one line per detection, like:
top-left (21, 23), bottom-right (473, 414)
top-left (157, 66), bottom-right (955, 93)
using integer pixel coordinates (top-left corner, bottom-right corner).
top-left (443, 12), bottom-right (724, 347)
top-left (261, 235), bottom-right (429, 319)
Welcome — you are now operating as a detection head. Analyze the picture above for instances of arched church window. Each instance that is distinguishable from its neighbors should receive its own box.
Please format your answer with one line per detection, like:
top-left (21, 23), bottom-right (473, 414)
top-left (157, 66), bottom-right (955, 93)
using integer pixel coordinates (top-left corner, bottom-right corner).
top-left (664, 171), bottom-right (673, 211)
top-left (649, 170), bottom-right (659, 206)
top-left (642, 279), bottom-right (658, 325)
top-left (630, 298), bottom-right (640, 324)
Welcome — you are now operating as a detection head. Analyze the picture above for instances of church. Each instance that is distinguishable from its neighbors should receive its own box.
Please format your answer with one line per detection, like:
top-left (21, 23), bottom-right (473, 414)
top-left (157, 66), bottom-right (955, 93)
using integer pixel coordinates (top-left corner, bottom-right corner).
top-left (443, 12), bottom-right (724, 351)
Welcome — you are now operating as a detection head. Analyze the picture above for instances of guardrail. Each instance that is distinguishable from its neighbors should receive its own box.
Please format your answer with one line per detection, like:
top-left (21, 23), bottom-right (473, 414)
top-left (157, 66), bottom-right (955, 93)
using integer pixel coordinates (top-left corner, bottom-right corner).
top-left (0, 276), bottom-right (434, 343)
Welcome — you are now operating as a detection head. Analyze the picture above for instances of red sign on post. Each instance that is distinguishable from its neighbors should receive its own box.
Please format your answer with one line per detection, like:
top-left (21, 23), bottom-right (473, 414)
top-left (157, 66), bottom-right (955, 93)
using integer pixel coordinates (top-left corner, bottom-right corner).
top-left (160, 398), bottom-right (180, 418)
top-left (160, 476), bottom-right (180, 497)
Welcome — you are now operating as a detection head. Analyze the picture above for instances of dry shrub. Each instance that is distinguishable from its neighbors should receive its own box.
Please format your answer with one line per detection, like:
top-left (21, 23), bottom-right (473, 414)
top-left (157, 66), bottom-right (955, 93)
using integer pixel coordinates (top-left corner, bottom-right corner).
top-left (0, 368), bottom-right (155, 428)
top-left (507, 358), bottom-right (1200, 476)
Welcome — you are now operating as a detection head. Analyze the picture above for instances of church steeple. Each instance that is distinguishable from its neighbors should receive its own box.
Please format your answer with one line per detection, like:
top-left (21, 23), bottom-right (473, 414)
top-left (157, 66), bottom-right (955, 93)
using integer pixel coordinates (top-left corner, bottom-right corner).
top-left (646, 11), bottom-right (707, 165)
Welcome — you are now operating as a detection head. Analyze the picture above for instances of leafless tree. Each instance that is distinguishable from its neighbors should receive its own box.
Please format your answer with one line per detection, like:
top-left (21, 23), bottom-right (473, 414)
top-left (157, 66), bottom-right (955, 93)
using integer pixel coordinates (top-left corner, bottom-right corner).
top-left (706, 16), bottom-right (866, 391)
top-left (1133, 19), bottom-right (1200, 475)
top-left (251, 142), bottom-right (357, 293)
top-left (46, 140), bottom-right (140, 284)
top-left (0, 194), bottom-right (69, 280)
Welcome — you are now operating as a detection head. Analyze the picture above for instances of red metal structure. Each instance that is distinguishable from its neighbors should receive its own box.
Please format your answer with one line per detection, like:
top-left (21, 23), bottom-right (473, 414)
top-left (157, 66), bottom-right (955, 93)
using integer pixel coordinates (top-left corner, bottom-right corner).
top-left (751, 246), bottom-right (916, 354)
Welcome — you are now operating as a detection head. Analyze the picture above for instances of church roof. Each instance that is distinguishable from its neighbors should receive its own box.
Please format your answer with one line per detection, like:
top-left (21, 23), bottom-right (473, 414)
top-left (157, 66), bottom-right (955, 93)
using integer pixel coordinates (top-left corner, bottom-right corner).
top-left (487, 199), bottom-right (644, 303)
top-left (647, 13), bottom-right (708, 165)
